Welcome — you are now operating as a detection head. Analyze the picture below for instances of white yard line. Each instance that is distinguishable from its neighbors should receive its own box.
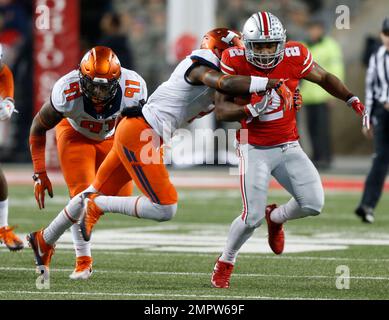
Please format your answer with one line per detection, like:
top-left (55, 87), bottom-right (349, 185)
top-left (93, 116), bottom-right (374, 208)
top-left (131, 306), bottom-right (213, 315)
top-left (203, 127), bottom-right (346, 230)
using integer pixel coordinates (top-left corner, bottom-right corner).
top-left (0, 290), bottom-right (336, 300)
top-left (55, 250), bottom-right (389, 263)
top-left (1, 267), bottom-right (388, 281)
top-left (3, 247), bottom-right (388, 263)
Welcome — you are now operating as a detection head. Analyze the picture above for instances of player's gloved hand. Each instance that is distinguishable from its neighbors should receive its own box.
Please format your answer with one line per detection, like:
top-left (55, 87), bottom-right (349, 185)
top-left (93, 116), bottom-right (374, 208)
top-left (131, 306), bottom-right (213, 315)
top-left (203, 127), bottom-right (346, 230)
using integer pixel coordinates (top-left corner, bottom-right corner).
top-left (347, 96), bottom-right (365, 116)
top-left (0, 98), bottom-right (15, 121)
top-left (121, 105), bottom-right (143, 118)
top-left (244, 92), bottom-right (270, 117)
top-left (293, 89), bottom-right (303, 111)
top-left (33, 172), bottom-right (53, 209)
top-left (121, 99), bottom-right (146, 118)
top-left (274, 79), bottom-right (293, 111)
top-left (346, 96), bottom-right (369, 129)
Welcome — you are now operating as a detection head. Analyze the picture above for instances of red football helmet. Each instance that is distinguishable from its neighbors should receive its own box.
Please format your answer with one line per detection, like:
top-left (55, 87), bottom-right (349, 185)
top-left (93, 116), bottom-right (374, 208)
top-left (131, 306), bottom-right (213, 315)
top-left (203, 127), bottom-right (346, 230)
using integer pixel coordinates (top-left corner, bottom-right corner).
top-left (79, 46), bottom-right (121, 110)
top-left (200, 28), bottom-right (243, 59)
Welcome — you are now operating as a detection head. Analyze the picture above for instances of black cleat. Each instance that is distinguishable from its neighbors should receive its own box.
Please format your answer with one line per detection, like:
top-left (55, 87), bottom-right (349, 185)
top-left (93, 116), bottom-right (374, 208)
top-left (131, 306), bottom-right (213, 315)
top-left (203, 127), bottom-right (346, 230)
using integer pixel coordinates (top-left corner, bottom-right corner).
top-left (355, 206), bottom-right (375, 224)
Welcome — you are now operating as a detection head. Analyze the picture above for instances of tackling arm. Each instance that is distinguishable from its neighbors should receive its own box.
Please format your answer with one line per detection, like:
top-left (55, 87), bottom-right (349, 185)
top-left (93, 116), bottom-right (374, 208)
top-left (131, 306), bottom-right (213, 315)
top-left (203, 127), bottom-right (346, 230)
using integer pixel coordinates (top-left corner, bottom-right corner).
top-left (188, 65), bottom-right (279, 95)
top-left (29, 101), bottom-right (63, 209)
top-left (214, 91), bottom-right (247, 122)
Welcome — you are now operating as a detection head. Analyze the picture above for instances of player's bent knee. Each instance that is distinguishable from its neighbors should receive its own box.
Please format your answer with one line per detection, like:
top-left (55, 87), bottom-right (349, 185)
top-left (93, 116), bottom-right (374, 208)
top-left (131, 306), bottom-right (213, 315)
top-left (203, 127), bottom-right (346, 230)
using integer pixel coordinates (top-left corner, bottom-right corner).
top-left (301, 205), bottom-right (322, 217)
top-left (302, 190), bottom-right (324, 216)
top-left (153, 202), bottom-right (177, 222)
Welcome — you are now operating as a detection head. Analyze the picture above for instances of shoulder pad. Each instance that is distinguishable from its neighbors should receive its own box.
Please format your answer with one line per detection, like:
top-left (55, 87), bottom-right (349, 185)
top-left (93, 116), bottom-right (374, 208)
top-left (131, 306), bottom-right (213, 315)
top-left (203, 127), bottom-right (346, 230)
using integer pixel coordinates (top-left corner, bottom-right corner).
top-left (190, 49), bottom-right (220, 70)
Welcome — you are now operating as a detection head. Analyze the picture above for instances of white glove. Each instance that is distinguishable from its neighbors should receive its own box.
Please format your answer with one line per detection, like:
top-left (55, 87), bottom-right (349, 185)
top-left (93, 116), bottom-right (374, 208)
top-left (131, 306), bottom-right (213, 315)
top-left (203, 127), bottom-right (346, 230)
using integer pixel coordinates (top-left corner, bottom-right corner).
top-left (0, 98), bottom-right (15, 121)
top-left (245, 93), bottom-right (271, 117)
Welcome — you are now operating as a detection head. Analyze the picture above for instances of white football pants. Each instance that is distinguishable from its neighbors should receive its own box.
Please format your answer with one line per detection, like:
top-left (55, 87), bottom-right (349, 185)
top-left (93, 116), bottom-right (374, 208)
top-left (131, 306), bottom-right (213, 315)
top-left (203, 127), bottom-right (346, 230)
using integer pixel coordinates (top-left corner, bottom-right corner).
top-left (237, 141), bottom-right (324, 228)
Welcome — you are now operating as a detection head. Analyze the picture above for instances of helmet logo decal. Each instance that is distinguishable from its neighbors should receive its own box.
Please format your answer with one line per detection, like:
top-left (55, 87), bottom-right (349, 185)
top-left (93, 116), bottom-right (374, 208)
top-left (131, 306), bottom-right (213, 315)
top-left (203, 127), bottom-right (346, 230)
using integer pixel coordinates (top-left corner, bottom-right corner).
top-left (221, 31), bottom-right (239, 45)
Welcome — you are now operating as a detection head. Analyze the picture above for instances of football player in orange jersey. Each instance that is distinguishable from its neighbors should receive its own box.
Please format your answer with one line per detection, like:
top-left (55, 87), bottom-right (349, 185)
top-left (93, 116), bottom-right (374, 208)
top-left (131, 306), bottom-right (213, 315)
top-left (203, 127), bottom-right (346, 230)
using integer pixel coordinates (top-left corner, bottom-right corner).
top-left (211, 12), bottom-right (368, 288)
top-left (26, 28), bottom-right (300, 275)
top-left (28, 46), bottom-right (146, 279)
top-left (0, 44), bottom-right (24, 251)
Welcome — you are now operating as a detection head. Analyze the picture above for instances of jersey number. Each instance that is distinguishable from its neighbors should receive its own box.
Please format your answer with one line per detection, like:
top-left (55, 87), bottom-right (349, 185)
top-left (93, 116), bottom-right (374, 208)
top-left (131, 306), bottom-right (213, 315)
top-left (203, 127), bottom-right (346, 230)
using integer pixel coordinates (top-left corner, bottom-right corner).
top-left (285, 47), bottom-right (301, 57)
top-left (64, 82), bottom-right (82, 101)
top-left (80, 119), bottom-right (115, 134)
top-left (125, 80), bottom-right (141, 98)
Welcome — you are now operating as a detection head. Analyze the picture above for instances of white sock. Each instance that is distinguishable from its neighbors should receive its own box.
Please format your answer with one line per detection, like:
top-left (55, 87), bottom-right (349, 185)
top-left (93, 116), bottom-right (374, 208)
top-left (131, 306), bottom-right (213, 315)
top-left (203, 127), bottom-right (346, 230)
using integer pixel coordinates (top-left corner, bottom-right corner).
top-left (0, 199), bottom-right (8, 227)
top-left (94, 195), bottom-right (176, 222)
top-left (220, 216), bottom-right (256, 264)
top-left (270, 198), bottom-right (304, 224)
top-left (94, 195), bottom-right (139, 216)
top-left (43, 194), bottom-right (84, 245)
top-left (71, 223), bottom-right (91, 258)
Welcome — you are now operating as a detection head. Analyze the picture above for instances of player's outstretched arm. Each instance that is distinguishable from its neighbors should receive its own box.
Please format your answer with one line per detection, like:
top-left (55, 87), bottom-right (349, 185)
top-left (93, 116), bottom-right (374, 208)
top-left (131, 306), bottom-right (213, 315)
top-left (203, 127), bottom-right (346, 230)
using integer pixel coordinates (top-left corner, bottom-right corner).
top-left (29, 101), bottom-right (63, 209)
top-left (304, 63), bottom-right (367, 119)
top-left (188, 65), bottom-right (279, 95)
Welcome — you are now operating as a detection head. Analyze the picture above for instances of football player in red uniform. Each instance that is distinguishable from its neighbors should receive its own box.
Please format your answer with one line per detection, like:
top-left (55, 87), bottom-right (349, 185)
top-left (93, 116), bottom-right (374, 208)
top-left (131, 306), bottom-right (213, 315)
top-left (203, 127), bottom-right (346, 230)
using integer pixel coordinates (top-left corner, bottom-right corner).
top-left (211, 12), bottom-right (367, 288)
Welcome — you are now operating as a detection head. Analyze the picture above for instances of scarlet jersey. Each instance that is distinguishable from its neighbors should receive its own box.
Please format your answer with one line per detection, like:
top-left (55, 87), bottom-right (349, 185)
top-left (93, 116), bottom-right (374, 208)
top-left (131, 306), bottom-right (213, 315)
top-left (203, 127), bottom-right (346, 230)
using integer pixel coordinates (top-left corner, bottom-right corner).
top-left (221, 41), bottom-right (314, 146)
top-left (51, 68), bottom-right (147, 141)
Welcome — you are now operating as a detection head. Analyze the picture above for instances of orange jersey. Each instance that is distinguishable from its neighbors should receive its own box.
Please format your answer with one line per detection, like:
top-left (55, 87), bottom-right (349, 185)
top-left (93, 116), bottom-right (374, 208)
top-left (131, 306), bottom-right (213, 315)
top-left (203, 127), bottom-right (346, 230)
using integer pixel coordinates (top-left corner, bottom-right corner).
top-left (221, 41), bottom-right (314, 146)
top-left (0, 64), bottom-right (14, 99)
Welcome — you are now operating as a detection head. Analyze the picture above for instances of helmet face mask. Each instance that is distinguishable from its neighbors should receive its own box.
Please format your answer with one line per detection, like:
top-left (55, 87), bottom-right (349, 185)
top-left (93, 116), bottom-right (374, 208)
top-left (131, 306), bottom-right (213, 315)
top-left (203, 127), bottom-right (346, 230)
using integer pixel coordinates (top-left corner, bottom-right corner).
top-left (80, 74), bottom-right (119, 106)
top-left (79, 46), bottom-right (121, 111)
top-left (242, 12), bottom-right (286, 69)
top-left (245, 40), bottom-right (285, 69)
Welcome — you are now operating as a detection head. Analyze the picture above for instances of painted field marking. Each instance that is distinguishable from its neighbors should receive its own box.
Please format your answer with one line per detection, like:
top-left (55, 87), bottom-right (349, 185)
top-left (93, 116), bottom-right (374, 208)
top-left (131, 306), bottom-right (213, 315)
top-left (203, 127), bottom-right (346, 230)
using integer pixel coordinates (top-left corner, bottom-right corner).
top-left (1, 267), bottom-right (388, 281)
top-left (0, 290), bottom-right (336, 300)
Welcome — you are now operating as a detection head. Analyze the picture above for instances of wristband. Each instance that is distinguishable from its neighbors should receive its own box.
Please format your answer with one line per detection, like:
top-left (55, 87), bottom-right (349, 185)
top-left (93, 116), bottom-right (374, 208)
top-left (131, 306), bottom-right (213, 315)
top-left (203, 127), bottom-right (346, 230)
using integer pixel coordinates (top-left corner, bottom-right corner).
top-left (249, 76), bottom-right (269, 93)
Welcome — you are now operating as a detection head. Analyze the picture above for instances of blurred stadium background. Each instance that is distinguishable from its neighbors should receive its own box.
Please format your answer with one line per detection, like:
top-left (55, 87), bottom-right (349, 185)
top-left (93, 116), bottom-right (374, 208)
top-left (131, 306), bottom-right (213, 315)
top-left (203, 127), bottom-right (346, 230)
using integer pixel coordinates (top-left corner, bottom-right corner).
top-left (0, 0), bottom-right (388, 166)
top-left (1, 0), bottom-right (389, 300)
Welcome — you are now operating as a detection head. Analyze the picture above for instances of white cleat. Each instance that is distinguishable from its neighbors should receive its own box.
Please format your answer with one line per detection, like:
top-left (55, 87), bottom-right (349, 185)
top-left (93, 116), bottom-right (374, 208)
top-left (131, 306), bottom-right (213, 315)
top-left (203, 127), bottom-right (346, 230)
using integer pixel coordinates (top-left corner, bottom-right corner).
top-left (69, 256), bottom-right (93, 280)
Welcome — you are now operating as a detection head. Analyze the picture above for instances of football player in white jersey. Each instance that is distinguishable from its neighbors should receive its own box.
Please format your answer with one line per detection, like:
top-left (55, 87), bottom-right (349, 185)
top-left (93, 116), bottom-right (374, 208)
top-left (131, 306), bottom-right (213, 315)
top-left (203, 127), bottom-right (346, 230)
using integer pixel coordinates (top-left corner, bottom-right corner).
top-left (28, 46), bottom-right (146, 279)
top-left (26, 28), bottom-right (294, 273)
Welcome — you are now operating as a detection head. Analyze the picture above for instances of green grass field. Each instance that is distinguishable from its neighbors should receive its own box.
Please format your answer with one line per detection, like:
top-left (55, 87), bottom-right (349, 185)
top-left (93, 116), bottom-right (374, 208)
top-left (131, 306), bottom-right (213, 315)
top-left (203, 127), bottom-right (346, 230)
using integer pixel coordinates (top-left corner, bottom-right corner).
top-left (1, 184), bottom-right (389, 300)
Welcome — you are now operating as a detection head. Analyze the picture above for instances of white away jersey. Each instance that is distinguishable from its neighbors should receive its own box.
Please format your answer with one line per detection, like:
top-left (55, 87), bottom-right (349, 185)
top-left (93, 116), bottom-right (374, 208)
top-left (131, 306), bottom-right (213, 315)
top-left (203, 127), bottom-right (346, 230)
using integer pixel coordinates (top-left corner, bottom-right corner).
top-left (142, 49), bottom-right (219, 138)
top-left (51, 68), bottom-right (147, 141)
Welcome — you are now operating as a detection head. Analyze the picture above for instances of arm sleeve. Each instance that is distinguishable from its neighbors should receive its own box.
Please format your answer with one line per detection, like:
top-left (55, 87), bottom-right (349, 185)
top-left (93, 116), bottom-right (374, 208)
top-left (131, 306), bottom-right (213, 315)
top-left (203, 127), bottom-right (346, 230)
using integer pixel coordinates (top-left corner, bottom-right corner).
top-left (190, 49), bottom-right (220, 71)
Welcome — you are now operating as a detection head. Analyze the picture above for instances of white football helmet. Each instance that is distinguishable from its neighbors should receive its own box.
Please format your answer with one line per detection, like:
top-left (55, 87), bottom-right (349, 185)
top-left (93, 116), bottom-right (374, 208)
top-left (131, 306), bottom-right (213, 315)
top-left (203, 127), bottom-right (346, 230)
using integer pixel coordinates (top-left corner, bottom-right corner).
top-left (242, 12), bottom-right (286, 69)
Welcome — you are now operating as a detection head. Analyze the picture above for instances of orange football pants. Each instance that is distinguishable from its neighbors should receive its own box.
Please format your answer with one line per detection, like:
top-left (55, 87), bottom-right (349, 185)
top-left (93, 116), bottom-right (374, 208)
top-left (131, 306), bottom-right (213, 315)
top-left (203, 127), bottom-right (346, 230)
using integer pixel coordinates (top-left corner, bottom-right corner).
top-left (93, 117), bottom-right (177, 205)
top-left (55, 119), bottom-right (133, 198)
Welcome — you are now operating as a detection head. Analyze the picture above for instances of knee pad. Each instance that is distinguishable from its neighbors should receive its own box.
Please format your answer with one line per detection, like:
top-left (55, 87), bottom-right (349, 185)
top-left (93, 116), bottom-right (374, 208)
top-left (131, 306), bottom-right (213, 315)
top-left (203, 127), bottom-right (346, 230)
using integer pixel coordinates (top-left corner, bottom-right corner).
top-left (152, 203), bottom-right (177, 222)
